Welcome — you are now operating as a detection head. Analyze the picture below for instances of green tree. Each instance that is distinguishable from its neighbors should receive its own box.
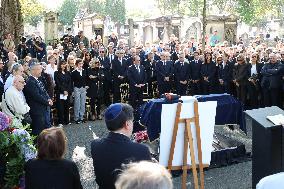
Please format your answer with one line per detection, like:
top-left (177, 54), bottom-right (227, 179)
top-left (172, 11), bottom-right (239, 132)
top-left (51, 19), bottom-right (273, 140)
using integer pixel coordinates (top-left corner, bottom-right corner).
top-left (58, 0), bottom-right (80, 25)
top-left (20, 0), bottom-right (44, 26)
top-left (234, 0), bottom-right (284, 26)
top-left (104, 0), bottom-right (126, 24)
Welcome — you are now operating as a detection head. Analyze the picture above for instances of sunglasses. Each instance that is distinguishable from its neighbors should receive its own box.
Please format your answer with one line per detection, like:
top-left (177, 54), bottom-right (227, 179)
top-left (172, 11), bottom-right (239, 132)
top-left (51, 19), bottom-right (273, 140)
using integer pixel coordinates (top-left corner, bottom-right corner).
top-left (252, 56), bottom-right (256, 58)
top-left (100, 51), bottom-right (105, 53)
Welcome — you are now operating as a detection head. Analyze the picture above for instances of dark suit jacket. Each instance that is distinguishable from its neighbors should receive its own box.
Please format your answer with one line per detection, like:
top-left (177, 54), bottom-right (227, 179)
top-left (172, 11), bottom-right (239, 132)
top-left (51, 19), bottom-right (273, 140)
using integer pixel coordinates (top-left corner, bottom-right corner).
top-left (127, 64), bottom-right (147, 91)
top-left (142, 59), bottom-right (156, 81)
top-left (217, 61), bottom-right (234, 83)
top-left (23, 76), bottom-right (50, 115)
top-left (98, 56), bottom-right (112, 81)
top-left (91, 132), bottom-right (152, 189)
top-left (190, 59), bottom-right (202, 80)
top-left (233, 63), bottom-right (249, 85)
top-left (112, 58), bottom-right (128, 80)
top-left (261, 62), bottom-right (284, 89)
top-left (54, 71), bottom-right (73, 95)
top-left (201, 61), bottom-right (217, 83)
top-left (155, 60), bottom-right (173, 84)
top-left (25, 159), bottom-right (82, 189)
top-left (174, 61), bottom-right (191, 82)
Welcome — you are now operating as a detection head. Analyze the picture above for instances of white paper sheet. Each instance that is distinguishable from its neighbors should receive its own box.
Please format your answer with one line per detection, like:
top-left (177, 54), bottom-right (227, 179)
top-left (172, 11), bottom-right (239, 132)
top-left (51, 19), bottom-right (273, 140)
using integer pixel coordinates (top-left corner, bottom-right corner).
top-left (60, 94), bottom-right (68, 100)
top-left (159, 99), bottom-right (217, 167)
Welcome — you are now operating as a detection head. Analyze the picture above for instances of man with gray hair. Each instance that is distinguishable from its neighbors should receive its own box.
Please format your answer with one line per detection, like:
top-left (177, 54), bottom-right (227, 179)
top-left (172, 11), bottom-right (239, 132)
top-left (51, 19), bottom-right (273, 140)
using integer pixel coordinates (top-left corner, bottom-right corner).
top-left (2, 75), bottom-right (30, 119)
top-left (115, 161), bottom-right (173, 189)
top-left (261, 53), bottom-right (284, 107)
top-left (23, 62), bottom-right (53, 136)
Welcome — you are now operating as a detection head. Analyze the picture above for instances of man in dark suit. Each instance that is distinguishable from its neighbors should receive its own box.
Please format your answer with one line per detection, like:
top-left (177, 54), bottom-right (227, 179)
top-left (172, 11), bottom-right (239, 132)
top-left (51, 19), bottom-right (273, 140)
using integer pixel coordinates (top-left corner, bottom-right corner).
top-left (261, 53), bottom-right (284, 107)
top-left (155, 52), bottom-right (173, 96)
top-left (174, 52), bottom-right (191, 96)
top-left (91, 103), bottom-right (152, 189)
top-left (127, 55), bottom-right (147, 109)
top-left (112, 49), bottom-right (128, 103)
top-left (189, 51), bottom-right (202, 95)
top-left (142, 52), bottom-right (157, 98)
top-left (217, 53), bottom-right (234, 94)
top-left (98, 47), bottom-right (112, 106)
top-left (23, 62), bottom-right (53, 136)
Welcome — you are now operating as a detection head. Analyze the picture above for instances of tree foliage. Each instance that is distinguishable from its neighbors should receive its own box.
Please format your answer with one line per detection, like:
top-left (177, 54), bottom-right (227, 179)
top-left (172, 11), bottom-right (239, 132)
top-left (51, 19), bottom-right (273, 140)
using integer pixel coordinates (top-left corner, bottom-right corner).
top-left (19, 0), bottom-right (44, 26)
top-left (235, 0), bottom-right (284, 26)
top-left (58, 0), bottom-right (80, 25)
top-left (58, 0), bottom-right (126, 25)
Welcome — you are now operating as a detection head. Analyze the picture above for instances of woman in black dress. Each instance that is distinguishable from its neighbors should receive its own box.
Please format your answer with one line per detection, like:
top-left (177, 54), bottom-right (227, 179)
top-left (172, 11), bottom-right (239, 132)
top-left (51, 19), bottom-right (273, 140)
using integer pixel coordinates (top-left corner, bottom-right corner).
top-left (83, 52), bottom-right (92, 70)
top-left (54, 60), bottom-right (73, 126)
top-left (87, 58), bottom-right (104, 120)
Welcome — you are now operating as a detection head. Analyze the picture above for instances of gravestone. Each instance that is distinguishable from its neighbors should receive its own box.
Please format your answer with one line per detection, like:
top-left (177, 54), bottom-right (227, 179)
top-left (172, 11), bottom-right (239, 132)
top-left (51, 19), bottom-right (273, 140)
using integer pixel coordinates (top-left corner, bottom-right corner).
top-left (185, 25), bottom-right (197, 42)
top-left (44, 11), bottom-right (59, 44)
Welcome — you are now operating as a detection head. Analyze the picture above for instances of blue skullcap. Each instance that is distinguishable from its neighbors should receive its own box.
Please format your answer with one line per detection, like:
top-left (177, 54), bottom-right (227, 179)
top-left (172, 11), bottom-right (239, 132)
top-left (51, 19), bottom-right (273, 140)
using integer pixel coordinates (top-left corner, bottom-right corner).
top-left (104, 103), bottom-right (123, 122)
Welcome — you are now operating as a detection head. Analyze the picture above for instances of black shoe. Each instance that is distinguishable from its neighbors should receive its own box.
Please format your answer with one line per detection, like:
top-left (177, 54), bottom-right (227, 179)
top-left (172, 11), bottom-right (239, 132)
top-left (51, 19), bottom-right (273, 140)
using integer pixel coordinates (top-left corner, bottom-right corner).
top-left (75, 120), bottom-right (81, 124)
top-left (81, 119), bottom-right (86, 123)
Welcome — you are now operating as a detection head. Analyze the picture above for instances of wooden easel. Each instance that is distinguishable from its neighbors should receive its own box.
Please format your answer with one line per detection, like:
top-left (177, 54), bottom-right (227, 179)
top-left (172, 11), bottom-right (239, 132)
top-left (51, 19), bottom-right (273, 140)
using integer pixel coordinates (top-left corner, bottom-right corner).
top-left (167, 101), bottom-right (207, 189)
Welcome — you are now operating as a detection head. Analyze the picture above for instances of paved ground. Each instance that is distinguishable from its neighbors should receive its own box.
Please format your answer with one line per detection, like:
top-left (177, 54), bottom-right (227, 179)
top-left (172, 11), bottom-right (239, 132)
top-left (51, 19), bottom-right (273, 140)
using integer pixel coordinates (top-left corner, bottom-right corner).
top-left (63, 120), bottom-right (252, 189)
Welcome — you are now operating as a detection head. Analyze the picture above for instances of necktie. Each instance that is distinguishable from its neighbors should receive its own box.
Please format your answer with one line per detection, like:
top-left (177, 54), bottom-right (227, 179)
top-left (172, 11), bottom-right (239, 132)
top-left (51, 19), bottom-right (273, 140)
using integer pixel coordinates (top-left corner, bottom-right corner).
top-left (181, 62), bottom-right (184, 66)
top-left (136, 65), bottom-right (140, 73)
top-left (38, 80), bottom-right (46, 93)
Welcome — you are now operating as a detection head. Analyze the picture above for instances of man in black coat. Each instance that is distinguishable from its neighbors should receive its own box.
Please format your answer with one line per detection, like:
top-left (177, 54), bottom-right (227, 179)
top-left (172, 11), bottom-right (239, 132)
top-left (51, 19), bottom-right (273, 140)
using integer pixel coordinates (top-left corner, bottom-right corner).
top-left (155, 52), bottom-right (173, 96)
top-left (189, 51), bottom-right (202, 95)
top-left (91, 103), bottom-right (152, 189)
top-left (98, 48), bottom-right (112, 106)
top-left (217, 54), bottom-right (234, 94)
top-left (142, 52), bottom-right (157, 98)
top-left (112, 49), bottom-right (128, 103)
top-left (23, 62), bottom-right (53, 136)
top-left (261, 53), bottom-right (284, 107)
top-left (174, 52), bottom-right (191, 96)
top-left (127, 55), bottom-right (147, 109)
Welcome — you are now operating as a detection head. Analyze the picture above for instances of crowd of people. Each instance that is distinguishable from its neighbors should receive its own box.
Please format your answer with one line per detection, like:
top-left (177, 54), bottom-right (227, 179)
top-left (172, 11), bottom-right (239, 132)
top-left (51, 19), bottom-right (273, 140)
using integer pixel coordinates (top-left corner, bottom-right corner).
top-left (1, 28), bottom-right (283, 188)
top-left (1, 29), bottom-right (284, 133)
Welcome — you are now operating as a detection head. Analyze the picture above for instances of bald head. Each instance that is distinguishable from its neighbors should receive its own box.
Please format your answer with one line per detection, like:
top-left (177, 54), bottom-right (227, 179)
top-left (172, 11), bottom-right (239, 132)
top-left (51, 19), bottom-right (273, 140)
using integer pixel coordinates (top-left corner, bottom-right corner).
top-left (13, 75), bottom-right (26, 91)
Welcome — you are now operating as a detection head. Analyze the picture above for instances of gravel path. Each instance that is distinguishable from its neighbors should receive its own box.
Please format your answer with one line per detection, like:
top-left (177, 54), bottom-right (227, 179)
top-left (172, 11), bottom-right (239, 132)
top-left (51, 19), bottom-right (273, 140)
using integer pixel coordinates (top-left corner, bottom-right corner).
top-left (63, 121), bottom-right (252, 189)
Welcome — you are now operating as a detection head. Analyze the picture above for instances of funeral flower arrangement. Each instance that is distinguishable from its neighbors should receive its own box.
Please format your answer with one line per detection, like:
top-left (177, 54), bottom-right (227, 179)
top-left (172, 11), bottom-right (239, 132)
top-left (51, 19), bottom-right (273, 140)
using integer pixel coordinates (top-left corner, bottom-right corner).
top-left (0, 112), bottom-right (37, 189)
top-left (133, 130), bottom-right (149, 143)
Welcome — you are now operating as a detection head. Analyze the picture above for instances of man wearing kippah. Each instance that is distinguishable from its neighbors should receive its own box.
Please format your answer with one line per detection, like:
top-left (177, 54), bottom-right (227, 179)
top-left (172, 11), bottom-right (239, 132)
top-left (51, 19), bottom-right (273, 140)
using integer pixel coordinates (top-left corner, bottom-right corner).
top-left (91, 103), bottom-right (152, 189)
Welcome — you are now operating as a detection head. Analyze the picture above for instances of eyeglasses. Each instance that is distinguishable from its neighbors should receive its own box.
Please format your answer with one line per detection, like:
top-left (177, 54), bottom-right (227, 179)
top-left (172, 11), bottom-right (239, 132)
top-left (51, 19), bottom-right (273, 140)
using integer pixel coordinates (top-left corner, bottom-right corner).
top-left (100, 51), bottom-right (105, 53)
top-left (252, 56), bottom-right (256, 58)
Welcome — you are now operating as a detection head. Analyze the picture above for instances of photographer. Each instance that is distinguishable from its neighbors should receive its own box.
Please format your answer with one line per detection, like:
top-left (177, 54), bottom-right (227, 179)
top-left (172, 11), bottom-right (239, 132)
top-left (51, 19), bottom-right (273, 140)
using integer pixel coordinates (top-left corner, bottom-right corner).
top-left (34, 36), bottom-right (46, 61)
top-left (17, 37), bottom-right (29, 59)
top-left (26, 34), bottom-right (37, 58)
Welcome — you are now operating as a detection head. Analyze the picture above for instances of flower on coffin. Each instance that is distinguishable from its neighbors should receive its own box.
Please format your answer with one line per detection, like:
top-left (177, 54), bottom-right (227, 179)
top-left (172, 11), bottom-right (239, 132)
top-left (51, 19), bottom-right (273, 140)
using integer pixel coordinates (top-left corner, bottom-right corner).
top-left (133, 130), bottom-right (149, 143)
